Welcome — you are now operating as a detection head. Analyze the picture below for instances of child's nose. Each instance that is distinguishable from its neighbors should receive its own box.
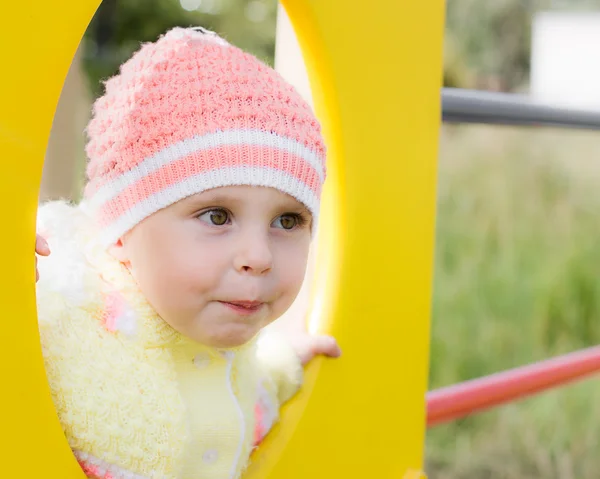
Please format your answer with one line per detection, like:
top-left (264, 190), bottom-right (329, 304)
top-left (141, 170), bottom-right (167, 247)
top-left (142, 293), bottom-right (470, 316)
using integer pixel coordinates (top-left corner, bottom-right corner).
top-left (233, 235), bottom-right (273, 275)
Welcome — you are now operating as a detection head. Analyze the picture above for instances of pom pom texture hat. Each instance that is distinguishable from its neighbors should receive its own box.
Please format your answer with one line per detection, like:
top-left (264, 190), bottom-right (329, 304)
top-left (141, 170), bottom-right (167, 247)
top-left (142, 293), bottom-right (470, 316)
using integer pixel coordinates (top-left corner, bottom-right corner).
top-left (82, 27), bottom-right (327, 246)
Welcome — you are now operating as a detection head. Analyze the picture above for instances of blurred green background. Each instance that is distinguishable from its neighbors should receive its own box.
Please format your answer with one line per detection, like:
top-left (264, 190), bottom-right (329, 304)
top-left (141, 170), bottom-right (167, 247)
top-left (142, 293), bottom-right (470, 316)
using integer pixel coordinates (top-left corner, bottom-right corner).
top-left (53, 0), bottom-right (600, 476)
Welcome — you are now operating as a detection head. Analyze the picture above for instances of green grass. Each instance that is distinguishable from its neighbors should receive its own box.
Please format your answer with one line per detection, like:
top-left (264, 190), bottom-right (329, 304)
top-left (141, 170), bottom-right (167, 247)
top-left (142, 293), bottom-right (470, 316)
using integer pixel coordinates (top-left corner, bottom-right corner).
top-left (426, 124), bottom-right (600, 478)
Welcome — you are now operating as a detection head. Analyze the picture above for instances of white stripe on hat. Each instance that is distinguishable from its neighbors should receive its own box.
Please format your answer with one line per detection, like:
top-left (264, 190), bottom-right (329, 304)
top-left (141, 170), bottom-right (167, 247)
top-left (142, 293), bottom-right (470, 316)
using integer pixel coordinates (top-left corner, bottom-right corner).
top-left (96, 165), bottom-right (320, 247)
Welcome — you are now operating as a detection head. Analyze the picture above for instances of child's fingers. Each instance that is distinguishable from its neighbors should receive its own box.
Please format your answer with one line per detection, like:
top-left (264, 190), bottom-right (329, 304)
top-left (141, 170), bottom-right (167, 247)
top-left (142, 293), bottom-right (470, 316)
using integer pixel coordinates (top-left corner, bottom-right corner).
top-left (35, 234), bottom-right (50, 256)
top-left (35, 235), bottom-right (49, 283)
top-left (310, 335), bottom-right (342, 359)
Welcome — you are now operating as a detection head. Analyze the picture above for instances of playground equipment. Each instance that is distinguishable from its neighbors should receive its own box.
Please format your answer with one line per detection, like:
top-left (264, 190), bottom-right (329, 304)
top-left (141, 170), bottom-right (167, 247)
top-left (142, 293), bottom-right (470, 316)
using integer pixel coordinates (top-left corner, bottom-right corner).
top-left (4, 0), bottom-right (600, 476)
top-left (428, 89), bottom-right (600, 428)
top-left (442, 87), bottom-right (600, 130)
top-left (427, 344), bottom-right (600, 427)
top-left (0, 1), bottom-right (444, 478)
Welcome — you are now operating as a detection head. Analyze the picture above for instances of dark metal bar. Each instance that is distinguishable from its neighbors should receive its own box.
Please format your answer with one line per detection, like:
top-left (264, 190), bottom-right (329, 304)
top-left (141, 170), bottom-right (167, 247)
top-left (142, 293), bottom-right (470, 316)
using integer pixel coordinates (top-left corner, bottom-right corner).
top-left (442, 88), bottom-right (600, 130)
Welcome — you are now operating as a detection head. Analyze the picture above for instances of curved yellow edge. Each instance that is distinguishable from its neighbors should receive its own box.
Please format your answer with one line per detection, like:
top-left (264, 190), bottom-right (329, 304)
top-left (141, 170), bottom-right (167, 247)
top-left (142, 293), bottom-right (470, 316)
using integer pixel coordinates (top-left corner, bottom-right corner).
top-left (0, 0), bottom-right (444, 477)
top-left (0, 1), bottom-right (100, 477)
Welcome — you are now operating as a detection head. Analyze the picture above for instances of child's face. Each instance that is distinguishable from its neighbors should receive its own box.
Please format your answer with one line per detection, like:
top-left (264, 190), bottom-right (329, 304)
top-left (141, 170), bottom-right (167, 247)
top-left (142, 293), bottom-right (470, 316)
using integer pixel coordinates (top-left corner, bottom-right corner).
top-left (111, 185), bottom-right (312, 348)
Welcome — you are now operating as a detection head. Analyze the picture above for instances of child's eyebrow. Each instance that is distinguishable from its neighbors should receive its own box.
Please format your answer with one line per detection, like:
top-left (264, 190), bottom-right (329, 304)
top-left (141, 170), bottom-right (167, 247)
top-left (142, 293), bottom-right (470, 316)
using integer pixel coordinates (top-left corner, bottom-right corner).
top-left (186, 193), bottom-right (243, 207)
top-left (295, 205), bottom-right (312, 216)
top-left (273, 201), bottom-right (312, 215)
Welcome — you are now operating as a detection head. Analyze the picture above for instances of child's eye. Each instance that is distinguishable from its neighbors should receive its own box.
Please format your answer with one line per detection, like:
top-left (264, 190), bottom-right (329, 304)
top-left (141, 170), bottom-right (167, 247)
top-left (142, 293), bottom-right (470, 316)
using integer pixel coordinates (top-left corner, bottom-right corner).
top-left (198, 208), bottom-right (230, 226)
top-left (272, 213), bottom-right (306, 230)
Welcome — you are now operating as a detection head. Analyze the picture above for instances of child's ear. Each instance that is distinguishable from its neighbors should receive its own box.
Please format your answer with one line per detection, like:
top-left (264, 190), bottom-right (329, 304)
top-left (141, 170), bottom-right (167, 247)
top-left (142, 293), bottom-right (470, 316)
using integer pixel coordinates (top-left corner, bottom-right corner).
top-left (107, 237), bottom-right (130, 266)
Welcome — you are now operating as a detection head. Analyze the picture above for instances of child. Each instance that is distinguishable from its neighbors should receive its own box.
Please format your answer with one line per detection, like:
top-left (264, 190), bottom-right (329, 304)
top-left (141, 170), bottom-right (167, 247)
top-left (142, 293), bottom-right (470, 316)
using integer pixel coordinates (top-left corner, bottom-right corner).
top-left (35, 26), bottom-right (340, 479)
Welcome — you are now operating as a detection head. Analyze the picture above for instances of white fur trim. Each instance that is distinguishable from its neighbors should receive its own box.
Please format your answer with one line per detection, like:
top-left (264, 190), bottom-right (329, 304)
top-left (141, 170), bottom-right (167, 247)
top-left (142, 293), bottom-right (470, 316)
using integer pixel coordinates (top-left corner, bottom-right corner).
top-left (36, 202), bottom-right (96, 308)
top-left (256, 330), bottom-right (303, 405)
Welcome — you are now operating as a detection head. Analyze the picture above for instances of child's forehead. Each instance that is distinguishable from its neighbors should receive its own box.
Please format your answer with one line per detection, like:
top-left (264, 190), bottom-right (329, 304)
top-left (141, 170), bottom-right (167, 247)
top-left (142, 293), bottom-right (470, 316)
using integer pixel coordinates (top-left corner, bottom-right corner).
top-left (181, 186), bottom-right (309, 210)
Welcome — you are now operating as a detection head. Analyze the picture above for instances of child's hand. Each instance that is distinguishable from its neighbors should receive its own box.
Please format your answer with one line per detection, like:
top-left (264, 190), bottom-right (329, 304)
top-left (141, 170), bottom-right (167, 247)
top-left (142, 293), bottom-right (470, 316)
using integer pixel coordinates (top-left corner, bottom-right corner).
top-left (268, 312), bottom-right (341, 366)
top-left (286, 331), bottom-right (341, 366)
top-left (35, 234), bottom-right (50, 282)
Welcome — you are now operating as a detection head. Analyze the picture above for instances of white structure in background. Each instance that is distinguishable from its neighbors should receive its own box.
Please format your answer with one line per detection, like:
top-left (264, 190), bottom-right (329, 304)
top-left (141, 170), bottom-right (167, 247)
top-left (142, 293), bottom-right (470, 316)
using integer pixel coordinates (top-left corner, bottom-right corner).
top-left (274, 4), bottom-right (314, 107)
top-left (531, 12), bottom-right (600, 110)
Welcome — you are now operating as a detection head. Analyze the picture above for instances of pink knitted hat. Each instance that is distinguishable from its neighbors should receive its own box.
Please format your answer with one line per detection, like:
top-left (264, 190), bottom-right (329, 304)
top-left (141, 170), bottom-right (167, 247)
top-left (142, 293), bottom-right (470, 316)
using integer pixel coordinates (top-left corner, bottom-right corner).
top-left (82, 26), bottom-right (326, 247)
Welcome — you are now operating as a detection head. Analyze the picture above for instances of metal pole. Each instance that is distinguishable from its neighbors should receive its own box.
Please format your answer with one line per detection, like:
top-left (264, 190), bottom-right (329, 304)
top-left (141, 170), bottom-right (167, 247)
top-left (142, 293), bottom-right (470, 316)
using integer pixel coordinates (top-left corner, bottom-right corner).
top-left (442, 88), bottom-right (600, 130)
top-left (427, 345), bottom-right (600, 427)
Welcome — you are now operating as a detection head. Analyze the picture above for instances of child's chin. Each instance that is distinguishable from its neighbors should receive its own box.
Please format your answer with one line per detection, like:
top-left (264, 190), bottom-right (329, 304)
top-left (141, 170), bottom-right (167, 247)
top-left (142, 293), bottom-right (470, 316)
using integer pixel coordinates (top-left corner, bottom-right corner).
top-left (194, 327), bottom-right (258, 349)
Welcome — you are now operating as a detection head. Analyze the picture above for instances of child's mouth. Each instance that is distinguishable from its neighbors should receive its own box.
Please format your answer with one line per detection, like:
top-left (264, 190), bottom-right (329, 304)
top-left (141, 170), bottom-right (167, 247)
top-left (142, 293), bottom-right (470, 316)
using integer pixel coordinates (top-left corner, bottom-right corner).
top-left (219, 301), bottom-right (264, 315)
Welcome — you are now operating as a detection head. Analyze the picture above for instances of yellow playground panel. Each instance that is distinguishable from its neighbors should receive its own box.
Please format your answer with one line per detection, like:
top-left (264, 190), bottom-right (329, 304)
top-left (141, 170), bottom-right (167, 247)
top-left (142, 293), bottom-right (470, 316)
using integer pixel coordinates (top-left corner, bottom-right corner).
top-left (0, 0), bottom-right (444, 477)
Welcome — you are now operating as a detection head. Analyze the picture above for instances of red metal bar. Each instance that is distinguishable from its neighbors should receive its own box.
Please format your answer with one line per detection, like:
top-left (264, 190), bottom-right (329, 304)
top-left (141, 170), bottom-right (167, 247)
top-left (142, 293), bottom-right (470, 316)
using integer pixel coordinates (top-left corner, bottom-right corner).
top-left (426, 345), bottom-right (600, 427)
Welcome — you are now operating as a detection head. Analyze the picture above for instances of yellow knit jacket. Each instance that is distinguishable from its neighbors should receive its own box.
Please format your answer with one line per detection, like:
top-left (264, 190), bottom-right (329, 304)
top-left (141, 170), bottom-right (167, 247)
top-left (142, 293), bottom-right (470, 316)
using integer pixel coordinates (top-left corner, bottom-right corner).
top-left (35, 201), bottom-right (303, 479)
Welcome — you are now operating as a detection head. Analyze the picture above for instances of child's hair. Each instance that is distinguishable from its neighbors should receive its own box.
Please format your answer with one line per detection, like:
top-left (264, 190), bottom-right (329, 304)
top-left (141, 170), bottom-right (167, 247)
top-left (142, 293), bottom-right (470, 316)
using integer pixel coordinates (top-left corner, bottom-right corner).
top-left (81, 27), bottom-right (327, 247)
